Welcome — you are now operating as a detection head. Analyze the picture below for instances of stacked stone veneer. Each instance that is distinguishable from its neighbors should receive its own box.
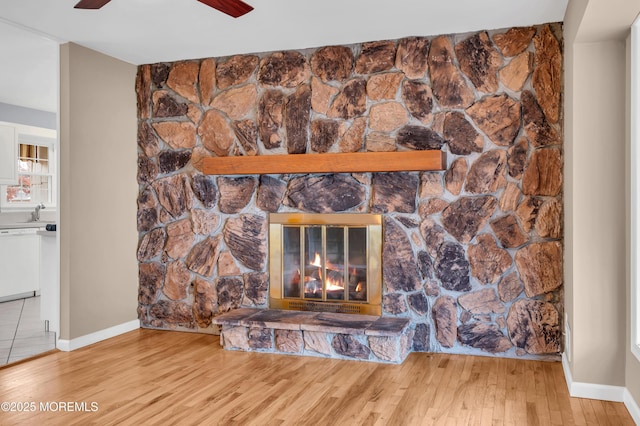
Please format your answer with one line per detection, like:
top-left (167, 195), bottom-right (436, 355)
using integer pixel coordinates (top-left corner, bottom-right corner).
top-left (136, 23), bottom-right (563, 360)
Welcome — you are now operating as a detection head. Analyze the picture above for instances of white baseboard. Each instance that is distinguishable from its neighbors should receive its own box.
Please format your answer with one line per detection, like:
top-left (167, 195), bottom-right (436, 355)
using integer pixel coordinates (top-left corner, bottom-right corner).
top-left (563, 353), bottom-right (640, 424)
top-left (57, 319), bottom-right (140, 352)
top-left (624, 388), bottom-right (640, 425)
top-left (562, 353), bottom-right (625, 401)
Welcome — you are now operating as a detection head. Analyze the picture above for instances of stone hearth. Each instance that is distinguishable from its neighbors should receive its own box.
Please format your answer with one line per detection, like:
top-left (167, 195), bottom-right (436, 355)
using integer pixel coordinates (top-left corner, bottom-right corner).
top-left (213, 308), bottom-right (412, 363)
top-left (136, 23), bottom-right (564, 361)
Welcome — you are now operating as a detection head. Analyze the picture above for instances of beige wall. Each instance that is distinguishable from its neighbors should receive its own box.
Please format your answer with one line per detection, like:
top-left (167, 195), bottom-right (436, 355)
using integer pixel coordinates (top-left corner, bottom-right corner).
top-left (568, 39), bottom-right (627, 385)
top-left (562, 0), bottom-right (584, 375)
top-left (58, 43), bottom-right (138, 340)
top-left (626, 17), bottom-right (640, 406)
top-left (565, 0), bottom-right (640, 399)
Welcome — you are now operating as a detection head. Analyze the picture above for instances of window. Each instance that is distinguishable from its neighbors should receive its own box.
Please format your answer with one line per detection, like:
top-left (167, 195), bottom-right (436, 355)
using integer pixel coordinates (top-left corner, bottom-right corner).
top-left (0, 122), bottom-right (56, 211)
top-left (631, 16), bottom-right (640, 361)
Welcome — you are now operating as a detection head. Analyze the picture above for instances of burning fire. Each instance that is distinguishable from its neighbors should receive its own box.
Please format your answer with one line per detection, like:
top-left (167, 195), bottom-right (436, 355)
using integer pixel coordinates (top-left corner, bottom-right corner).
top-left (326, 279), bottom-right (344, 291)
top-left (311, 253), bottom-right (322, 268)
top-left (310, 252), bottom-right (344, 291)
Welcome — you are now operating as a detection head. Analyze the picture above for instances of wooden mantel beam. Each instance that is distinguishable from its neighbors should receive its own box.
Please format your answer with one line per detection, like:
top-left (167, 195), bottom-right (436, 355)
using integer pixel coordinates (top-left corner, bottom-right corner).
top-left (202, 150), bottom-right (446, 175)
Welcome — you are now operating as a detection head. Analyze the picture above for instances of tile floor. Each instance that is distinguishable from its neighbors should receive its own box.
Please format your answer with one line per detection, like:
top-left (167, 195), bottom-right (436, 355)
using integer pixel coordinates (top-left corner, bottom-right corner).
top-left (0, 296), bottom-right (56, 366)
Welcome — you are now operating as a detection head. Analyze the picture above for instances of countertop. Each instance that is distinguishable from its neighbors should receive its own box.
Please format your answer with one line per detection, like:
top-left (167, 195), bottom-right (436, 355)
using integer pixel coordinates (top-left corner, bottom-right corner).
top-left (0, 221), bottom-right (54, 230)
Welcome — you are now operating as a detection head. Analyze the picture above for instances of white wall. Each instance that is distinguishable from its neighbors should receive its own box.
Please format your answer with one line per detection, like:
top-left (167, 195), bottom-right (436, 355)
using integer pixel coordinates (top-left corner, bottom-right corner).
top-left (58, 42), bottom-right (138, 340)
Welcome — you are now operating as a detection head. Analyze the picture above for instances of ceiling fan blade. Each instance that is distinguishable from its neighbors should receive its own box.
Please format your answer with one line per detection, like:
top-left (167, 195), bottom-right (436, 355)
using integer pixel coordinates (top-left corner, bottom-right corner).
top-left (197, 0), bottom-right (254, 18)
top-left (74, 0), bottom-right (112, 9)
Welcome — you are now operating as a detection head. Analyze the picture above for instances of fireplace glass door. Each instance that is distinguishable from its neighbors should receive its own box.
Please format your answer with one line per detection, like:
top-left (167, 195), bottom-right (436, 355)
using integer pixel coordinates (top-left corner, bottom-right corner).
top-left (270, 213), bottom-right (382, 315)
top-left (282, 224), bottom-right (368, 302)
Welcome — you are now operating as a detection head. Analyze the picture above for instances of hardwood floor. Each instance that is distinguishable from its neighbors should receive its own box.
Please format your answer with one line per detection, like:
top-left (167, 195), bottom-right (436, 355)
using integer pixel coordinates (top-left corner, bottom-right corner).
top-left (0, 328), bottom-right (634, 425)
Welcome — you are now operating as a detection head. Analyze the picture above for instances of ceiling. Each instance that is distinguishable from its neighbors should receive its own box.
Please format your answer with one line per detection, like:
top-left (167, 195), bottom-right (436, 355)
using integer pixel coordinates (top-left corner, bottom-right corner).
top-left (0, 0), bottom-right (568, 114)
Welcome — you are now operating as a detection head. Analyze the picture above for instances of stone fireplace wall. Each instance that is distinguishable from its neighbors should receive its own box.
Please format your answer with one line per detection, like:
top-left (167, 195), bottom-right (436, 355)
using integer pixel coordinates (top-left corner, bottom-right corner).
top-left (136, 23), bottom-right (563, 359)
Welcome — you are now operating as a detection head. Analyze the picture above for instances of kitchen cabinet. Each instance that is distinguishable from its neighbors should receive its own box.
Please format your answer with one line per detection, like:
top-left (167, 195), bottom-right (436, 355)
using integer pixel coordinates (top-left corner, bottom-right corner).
top-left (0, 228), bottom-right (41, 302)
top-left (0, 124), bottom-right (18, 185)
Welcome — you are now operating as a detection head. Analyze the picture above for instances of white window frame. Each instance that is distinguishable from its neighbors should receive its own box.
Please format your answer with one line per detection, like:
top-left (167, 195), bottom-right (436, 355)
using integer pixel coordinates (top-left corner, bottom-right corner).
top-left (0, 121), bottom-right (57, 212)
top-left (631, 16), bottom-right (640, 362)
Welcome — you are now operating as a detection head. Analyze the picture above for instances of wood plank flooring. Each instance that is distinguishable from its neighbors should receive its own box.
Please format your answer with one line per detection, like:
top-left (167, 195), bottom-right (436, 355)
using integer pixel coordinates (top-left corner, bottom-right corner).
top-left (0, 328), bottom-right (634, 425)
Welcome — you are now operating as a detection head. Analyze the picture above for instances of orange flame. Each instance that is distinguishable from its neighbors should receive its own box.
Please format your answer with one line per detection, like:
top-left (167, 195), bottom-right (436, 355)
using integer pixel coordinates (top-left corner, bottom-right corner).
top-left (326, 277), bottom-right (344, 291)
top-left (310, 252), bottom-right (344, 291)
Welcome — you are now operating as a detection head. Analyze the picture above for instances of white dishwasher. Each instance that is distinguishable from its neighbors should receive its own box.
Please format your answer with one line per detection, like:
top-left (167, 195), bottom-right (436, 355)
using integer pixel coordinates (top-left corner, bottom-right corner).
top-left (0, 227), bottom-right (41, 302)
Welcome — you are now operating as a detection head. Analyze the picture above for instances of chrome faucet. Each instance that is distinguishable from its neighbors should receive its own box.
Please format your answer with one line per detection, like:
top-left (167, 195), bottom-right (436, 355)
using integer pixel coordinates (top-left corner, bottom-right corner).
top-left (32, 202), bottom-right (46, 222)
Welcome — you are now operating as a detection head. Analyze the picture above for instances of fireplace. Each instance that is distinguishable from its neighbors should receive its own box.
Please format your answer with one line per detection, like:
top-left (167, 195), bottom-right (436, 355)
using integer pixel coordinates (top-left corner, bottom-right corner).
top-left (269, 213), bottom-right (382, 315)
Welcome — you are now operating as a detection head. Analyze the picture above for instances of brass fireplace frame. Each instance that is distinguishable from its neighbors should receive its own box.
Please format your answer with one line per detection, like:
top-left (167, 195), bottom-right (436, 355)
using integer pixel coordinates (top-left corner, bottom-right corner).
top-left (269, 213), bottom-right (382, 316)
